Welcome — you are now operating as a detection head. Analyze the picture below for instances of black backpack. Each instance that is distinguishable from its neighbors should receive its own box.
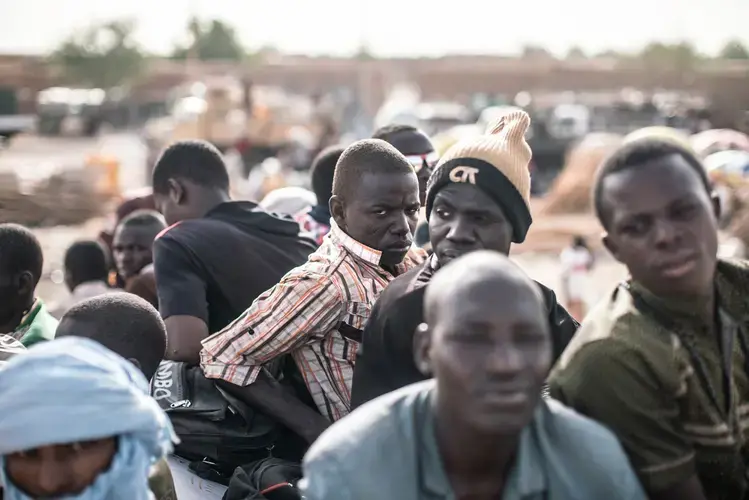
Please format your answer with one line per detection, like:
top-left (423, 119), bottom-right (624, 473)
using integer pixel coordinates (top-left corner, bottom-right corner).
top-left (223, 458), bottom-right (303, 500)
top-left (150, 361), bottom-right (279, 477)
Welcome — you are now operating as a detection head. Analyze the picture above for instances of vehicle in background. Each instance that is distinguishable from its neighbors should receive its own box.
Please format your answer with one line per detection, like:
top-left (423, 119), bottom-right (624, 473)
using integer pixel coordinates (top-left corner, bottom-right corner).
top-left (0, 87), bottom-right (35, 139)
top-left (142, 77), bottom-right (319, 182)
top-left (36, 87), bottom-right (107, 137)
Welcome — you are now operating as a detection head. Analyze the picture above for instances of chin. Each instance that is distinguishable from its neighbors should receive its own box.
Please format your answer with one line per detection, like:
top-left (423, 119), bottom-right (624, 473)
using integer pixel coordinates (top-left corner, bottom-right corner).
top-left (381, 250), bottom-right (409, 267)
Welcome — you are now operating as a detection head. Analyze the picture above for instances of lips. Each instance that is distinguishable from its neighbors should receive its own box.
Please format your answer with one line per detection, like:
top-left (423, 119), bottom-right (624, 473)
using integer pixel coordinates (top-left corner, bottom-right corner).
top-left (386, 242), bottom-right (412, 253)
top-left (657, 253), bottom-right (699, 279)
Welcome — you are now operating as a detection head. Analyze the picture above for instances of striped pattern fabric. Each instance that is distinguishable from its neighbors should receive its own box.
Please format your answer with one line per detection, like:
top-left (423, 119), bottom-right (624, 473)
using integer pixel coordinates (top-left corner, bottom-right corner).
top-left (0, 334), bottom-right (26, 367)
top-left (200, 220), bottom-right (425, 421)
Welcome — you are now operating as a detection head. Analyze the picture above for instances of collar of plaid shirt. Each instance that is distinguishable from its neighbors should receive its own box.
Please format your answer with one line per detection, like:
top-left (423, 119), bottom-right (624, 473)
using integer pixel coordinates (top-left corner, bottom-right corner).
top-left (327, 219), bottom-right (385, 267)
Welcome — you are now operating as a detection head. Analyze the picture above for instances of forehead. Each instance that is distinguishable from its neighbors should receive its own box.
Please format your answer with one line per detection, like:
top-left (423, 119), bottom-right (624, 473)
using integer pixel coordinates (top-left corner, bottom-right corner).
top-left (603, 155), bottom-right (708, 220)
top-left (386, 131), bottom-right (434, 155)
top-left (350, 171), bottom-right (418, 205)
top-left (432, 279), bottom-right (544, 330)
top-left (434, 184), bottom-right (506, 215)
top-left (114, 224), bottom-right (160, 241)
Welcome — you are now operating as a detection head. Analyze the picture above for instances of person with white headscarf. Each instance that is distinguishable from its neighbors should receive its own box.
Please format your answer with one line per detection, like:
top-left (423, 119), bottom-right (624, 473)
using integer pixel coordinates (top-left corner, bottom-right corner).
top-left (0, 337), bottom-right (176, 500)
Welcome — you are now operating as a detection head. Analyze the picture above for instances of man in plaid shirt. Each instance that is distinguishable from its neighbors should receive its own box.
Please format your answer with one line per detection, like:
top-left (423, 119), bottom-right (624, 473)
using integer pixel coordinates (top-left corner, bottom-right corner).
top-left (201, 139), bottom-right (425, 441)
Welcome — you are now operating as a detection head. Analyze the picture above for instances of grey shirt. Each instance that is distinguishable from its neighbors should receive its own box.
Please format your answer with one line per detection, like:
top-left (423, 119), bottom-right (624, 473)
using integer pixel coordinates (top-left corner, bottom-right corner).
top-left (301, 381), bottom-right (645, 500)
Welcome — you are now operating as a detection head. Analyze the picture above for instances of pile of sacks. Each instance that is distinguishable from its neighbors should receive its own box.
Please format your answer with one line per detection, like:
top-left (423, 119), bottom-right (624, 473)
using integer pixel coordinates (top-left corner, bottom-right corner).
top-left (0, 168), bottom-right (109, 227)
top-left (540, 133), bottom-right (623, 215)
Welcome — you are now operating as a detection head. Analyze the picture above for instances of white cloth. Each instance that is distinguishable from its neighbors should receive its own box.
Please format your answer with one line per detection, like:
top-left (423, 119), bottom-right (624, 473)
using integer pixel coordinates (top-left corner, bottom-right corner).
top-left (50, 280), bottom-right (117, 318)
top-left (166, 456), bottom-right (227, 500)
top-left (560, 247), bottom-right (592, 302)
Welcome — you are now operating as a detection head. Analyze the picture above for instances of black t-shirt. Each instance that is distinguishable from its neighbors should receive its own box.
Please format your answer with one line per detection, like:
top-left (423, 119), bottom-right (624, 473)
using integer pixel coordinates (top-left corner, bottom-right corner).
top-left (350, 258), bottom-right (580, 409)
top-left (154, 201), bottom-right (317, 333)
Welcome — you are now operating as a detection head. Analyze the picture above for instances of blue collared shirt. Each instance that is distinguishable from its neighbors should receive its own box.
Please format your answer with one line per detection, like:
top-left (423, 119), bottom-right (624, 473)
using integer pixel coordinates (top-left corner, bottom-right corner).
top-left (301, 380), bottom-right (646, 500)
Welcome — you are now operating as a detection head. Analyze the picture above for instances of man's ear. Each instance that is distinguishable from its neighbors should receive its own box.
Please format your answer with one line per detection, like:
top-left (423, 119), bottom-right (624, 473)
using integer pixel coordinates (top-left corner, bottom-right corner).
top-left (16, 271), bottom-right (34, 297)
top-left (413, 323), bottom-right (433, 376)
top-left (168, 179), bottom-right (185, 205)
top-left (710, 190), bottom-right (722, 221)
top-left (329, 195), bottom-right (345, 230)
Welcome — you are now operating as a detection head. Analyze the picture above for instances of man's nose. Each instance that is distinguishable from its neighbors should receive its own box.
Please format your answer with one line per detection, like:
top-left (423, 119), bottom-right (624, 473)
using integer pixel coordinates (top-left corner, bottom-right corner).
top-left (652, 219), bottom-right (680, 249)
top-left (391, 212), bottom-right (411, 236)
top-left (446, 217), bottom-right (476, 244)
top-left (36, 463), bottom-right (72, 496)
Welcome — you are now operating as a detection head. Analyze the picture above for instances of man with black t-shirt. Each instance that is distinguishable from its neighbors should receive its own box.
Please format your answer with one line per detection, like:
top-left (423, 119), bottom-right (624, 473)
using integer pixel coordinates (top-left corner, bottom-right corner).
top-left (151, 140), bottom-right (316, 364)
top-left (350, 111), bottom-right (579, 408)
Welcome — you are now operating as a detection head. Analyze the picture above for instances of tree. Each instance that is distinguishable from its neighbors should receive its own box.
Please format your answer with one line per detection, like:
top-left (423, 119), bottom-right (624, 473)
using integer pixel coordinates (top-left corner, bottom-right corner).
top-left (639, 41), bottom-right (700, 71)
top-left (521, 45), bottom-right (554, 60)
top-left (719, 39), bottom-right (749, 60)
top-left (566, 46), bottom-right (587, 60)
top-left (171, 18), bottom-right (245, 61)
top-left (50, 20), bottom-right (145, 88)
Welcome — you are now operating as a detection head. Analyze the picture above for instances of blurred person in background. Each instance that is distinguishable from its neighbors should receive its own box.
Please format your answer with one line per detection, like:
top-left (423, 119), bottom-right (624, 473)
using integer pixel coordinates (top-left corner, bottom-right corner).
top-left (259, 186), bottom-right (317, 217)
top-left (51, 239), bottom-right (113, 318)
top-left (0, 223), bottom-right (57, 347)
top-left (150, 140), bottom-right (316, 363)
top-left (351, 111), bottom-right (578, 408)
top-left (0, 337), bottom-right (175, 500)
top-left (372, 124), bottom-right (438, 207)
top-left (303, 252), bottom-right (644, 500)
top-left (559, 235), bottom-right (595, 320)
top-left (294, 145), bottom-right (346, 246)
top-left (97, 187), bottom-right (156, 286)
top-left (113, 210), bottom-right (166, 309)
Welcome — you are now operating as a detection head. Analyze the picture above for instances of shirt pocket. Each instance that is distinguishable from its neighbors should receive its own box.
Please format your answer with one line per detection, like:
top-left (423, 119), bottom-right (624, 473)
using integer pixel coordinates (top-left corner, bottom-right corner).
top-left (339, 301), bottom-right (371, 344)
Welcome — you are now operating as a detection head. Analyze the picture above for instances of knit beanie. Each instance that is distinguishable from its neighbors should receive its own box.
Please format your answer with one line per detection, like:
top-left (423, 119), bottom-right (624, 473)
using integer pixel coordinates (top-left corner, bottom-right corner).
top-left (425, 109), bottom-right (533, 243)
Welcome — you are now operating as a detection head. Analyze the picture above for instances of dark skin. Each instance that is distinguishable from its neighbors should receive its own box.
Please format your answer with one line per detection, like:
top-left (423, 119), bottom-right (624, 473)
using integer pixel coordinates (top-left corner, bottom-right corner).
top-left (0, 269), bottom-right (35, 335)
top-left (6, 438), bottom-right (117, 498)
top-left (330, 170), bottom-right (420, 272)
top-left (429, 184), bottom-right (514, 269)
top-left (602, 155), bottom-right (720, 326)
top-left (600, 154), bottom-right (718, 500)
top-left (113, 223), bottom-right (165, 280)
top-left (153, 178), bottom-right (229, 363)
top-left (382, 130), bottom-right (436, 206)
top-left (414, 254), bottom-right (550, 499)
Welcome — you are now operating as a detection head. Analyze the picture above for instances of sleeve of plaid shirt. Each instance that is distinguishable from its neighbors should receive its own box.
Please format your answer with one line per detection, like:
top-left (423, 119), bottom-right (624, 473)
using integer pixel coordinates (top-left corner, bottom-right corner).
top-left (200, 270), bottom-right (343, 386)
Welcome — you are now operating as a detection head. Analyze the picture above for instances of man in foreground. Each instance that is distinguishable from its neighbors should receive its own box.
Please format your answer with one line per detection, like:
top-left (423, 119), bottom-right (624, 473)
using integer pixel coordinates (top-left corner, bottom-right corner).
top-left (549, 139), bottom-right (749, 500)
top-left (351, 110), bottom-right (578, 407)
top-left (302, 251), bottom-right (644, 499)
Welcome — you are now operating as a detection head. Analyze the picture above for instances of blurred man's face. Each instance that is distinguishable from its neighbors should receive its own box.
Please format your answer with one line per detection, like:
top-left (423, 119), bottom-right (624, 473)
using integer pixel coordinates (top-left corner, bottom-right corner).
top-left (422, 278), bottom-right (550, 434)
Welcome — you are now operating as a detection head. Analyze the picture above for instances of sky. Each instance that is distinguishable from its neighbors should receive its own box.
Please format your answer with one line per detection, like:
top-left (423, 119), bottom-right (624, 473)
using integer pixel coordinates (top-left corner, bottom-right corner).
top-left (1, 0), bottom-right (748, 57)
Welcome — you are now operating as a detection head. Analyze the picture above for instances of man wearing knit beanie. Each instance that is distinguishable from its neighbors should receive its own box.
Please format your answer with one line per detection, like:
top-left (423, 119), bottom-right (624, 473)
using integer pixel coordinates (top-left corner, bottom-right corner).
top-left (351, 109), bottom-right (579, 408)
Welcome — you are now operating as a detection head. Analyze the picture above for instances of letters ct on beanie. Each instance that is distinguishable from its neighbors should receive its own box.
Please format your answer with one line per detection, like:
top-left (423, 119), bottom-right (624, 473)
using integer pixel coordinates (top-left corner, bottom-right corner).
top-left (425, 109), bottom-right (533, 243)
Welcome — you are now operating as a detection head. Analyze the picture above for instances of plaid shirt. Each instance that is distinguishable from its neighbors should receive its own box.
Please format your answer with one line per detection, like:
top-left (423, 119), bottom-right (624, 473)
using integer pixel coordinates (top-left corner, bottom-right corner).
top-left (200, 220), bottom-right (426, 421)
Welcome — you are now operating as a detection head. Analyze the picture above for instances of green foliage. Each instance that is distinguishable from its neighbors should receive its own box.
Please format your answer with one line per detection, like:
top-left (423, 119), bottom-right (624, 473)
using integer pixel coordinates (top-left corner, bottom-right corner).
top-left (719, 39), bottom-right (749, 60)
top-left (50, 20), bottom-right (145, 88)
top-left (171, 18), bottom-right (246, 61)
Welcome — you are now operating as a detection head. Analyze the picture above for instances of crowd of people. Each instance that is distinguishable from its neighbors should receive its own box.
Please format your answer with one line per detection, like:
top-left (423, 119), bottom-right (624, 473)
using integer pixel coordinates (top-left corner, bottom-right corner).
top-left (0, 107), bottom-right (746, 500)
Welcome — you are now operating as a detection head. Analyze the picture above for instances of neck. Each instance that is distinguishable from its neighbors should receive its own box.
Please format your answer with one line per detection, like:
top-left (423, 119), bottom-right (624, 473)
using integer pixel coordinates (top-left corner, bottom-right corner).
top-left (0, 298), bottom-right (34, 334)
top-left (197, 190), bottom-right (231, 217)
top-left (434, 400), bottom-right (519, 484)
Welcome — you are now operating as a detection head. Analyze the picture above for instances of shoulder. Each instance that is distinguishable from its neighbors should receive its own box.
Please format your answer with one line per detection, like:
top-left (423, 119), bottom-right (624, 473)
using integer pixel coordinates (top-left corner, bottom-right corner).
top-left (376, 265), bottom-right (428, 311)
top-left (306, 381), bottom-right (431, 466)
top-left (540, 400), bottom-right (644, 494)
top-left (553, 286), bottom-right (665, 371)
top-left (542, 399), bottom-right (626, 451)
